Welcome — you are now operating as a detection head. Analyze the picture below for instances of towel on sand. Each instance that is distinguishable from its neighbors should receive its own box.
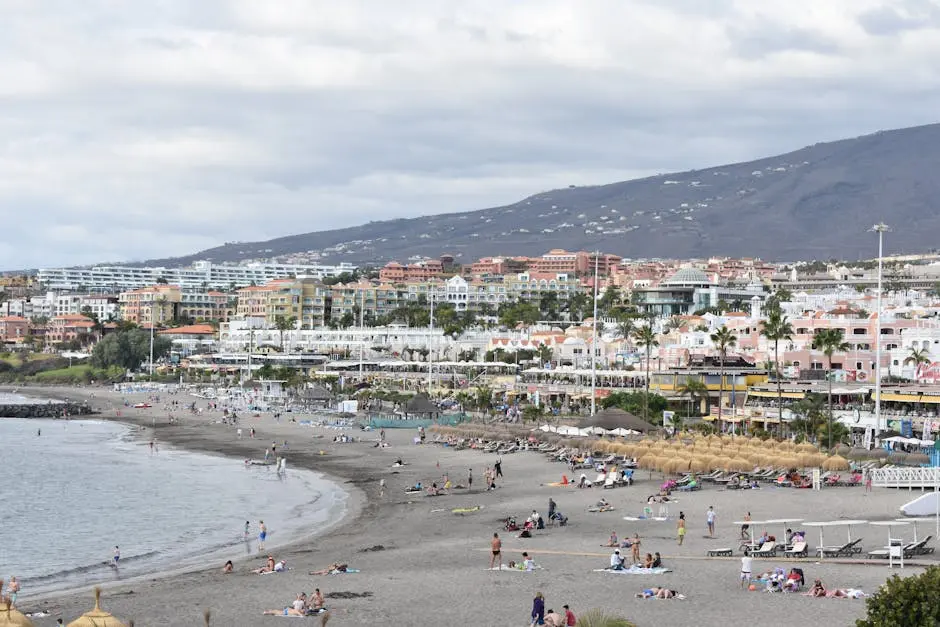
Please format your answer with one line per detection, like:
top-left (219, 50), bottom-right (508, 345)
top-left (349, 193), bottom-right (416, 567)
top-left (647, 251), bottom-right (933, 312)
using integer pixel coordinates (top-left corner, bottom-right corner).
top-left (593, 566), bottom-right (672, 575)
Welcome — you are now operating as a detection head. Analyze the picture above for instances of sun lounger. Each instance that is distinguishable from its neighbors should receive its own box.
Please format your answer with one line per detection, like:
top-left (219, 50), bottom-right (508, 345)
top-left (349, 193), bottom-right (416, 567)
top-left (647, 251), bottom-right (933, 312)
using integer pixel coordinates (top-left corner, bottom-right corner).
top-left (592, 472), bottom-right (607, 487)
top-left (867, 543), bottom-right (915, 559)
top-left (784, 541), bottom-right (808, 558)
top-left (818, 538), bottom-right (862, 557)
top-left (753, 541), bottom-right (777, 557)
top-left (913, 535), bottom-right (934, 555)
top-left (602, 474), bottom-right (617, 489)
top-left (707, 548), bottom-right (734, 557)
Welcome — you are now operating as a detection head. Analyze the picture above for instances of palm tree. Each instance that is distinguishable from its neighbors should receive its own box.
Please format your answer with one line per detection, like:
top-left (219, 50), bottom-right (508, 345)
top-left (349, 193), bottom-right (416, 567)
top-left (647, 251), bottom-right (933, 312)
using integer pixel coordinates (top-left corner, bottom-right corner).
top-left (632, 325), bottom-right (659, 423)
top-left (904, 346), bottom-right (931, 382)
top-left (760, 304), bottom-right (793, 436)
top-left (274, 315), bottom-right (298, 352)
top-left (677, 377), bottom-right (709, 417)
top-left (615, 314), bottom-right (636, 346)
top-left (812, 328), bottom-right (850, 449)
top-left (710, 325), bottom-right (737, 427)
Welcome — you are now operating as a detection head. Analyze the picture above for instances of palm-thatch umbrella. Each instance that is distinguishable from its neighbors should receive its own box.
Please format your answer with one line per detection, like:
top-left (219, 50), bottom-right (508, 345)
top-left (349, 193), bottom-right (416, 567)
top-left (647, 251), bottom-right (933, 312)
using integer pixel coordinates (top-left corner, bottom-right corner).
top-left (846, 447), bottom-right (868, 461)
top-left (795, 442), bottom-right (817, 454)
top-left (724, 457), bottom-right (753, 472)
top-left (907, 453), bottom-right (931, 466)
top-left (638, 455), bottom-right (660, 470)
top-left (821, 455), bottom-right (850, 471)
top-left (833, 444), bottom-right (850, 456)
top-left (869, 448), bottom-right (889, 460)
top-left (67, 588), bottom-right (127, 627)
top-left (690, 458), bottom-right (709, 473)
top-left (887, 451), bottom-right (910, 465)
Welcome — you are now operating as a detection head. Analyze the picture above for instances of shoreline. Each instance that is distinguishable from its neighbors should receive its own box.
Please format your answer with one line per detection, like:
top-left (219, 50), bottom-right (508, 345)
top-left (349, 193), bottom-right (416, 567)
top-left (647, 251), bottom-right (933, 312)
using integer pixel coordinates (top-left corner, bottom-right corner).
top-left (3, 414), bottom-right (357, 604)
top-left (4, 384), bottom-right (937, 626)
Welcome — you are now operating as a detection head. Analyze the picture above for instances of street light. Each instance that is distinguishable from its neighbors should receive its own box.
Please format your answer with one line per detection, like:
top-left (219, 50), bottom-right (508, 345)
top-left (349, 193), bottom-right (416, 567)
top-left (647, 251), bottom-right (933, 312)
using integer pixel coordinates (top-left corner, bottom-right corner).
top-left (870, 223), bottom-right (890, 439)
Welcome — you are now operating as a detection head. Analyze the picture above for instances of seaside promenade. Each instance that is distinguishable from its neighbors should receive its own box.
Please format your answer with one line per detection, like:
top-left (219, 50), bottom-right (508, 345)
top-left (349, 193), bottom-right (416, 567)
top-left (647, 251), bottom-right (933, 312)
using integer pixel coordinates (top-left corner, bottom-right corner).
top-left (6, 385), bottom-right (936, 626)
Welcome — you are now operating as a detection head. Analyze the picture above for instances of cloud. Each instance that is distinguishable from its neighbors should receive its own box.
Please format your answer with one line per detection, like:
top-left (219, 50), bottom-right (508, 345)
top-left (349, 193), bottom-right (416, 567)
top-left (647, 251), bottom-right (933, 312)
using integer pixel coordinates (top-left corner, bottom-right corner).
top-left (1, 0), bottom-right (940, 269)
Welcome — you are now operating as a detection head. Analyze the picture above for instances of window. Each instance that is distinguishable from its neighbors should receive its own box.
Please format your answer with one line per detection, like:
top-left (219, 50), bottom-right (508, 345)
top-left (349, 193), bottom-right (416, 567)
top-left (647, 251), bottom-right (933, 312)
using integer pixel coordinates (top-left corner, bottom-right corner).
top-left (853, 328), bottom-right (866, 335)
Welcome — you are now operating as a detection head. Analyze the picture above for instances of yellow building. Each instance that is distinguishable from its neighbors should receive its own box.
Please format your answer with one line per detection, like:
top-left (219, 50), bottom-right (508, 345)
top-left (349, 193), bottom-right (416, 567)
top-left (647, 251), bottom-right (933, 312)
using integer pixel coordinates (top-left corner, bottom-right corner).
top-left (118, 284), bottom-right (181, 326)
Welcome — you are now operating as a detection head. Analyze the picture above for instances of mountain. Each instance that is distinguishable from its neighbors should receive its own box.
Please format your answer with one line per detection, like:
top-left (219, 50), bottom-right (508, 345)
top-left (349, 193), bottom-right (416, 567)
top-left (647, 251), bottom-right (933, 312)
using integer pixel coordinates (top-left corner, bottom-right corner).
top-left (143, 123), bottom-right (940, 267)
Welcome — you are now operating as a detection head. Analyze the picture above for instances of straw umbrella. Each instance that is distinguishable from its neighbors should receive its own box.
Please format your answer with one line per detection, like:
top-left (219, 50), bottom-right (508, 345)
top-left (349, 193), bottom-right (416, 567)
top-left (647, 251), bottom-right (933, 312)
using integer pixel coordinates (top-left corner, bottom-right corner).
top-left (67, 588), bottom-right (127, 627)
top-left (0, 593), bottom-right (33, 627)
top-left (821, 455), bottom-right (850, 471)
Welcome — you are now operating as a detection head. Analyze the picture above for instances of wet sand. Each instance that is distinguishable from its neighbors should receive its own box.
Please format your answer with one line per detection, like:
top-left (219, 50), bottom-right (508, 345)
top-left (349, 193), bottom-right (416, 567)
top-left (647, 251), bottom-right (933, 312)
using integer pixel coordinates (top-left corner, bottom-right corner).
top-left (7, 384), bottom-right (939, 626)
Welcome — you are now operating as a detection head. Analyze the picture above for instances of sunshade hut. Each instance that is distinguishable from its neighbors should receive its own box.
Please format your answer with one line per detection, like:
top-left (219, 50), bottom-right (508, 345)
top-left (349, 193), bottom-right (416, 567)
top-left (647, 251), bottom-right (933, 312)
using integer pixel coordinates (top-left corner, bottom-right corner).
top-left (581, 408), bottom-right (659, 434)
top-left (404, 393), bottom-right (440, 418)
top-left (67, 588), bottom-right (127, 627)
top-left (821, 455), bottom-right (850, 471)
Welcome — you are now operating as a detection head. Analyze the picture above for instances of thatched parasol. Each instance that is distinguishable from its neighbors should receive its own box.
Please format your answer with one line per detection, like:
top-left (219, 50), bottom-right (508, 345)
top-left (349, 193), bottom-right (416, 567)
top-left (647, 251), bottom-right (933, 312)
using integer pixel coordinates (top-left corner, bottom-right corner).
top-left (0, 592), bottom-right (33, 627)
top-left (887, 451), bottom-right (910, 465)
top-left (795, 442), bottom-right (817, 453)
top-left (907, 453), bottom-right (931, 466)
top-left (846, 447), bottom-right (869, 461)
top-left (67, 588), bottom-right (127, 627)
top-left (821, 455), bottom-right (850, 471)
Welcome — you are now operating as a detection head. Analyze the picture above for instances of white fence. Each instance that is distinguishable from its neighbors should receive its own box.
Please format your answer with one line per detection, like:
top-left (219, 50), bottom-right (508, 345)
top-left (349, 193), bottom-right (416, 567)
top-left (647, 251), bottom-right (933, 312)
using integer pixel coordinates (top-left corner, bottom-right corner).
top-left (871, 466), bottom-right (940, 489)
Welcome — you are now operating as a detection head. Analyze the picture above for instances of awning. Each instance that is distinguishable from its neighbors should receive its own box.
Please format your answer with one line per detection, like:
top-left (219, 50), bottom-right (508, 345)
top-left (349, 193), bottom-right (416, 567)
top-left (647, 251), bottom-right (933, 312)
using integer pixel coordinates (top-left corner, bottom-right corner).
top-left (881, 393), bottom-right (940, 404)
top-left (747, 390), bottom-right (806, 399)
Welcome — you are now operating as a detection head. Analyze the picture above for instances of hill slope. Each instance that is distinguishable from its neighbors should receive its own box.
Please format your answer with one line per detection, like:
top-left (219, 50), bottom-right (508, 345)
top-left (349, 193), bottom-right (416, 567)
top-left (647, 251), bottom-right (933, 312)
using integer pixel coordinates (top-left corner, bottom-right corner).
top-left (144, 123), bottom-right (940, 266)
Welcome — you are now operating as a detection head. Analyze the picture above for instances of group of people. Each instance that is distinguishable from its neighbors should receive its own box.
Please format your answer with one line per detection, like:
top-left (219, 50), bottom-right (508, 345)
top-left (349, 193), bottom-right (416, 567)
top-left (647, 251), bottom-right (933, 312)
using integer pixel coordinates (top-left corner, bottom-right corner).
top-left (529, 592), bottom-right (577, 626)
top-left (251, 554), bottom-right (287, 574)
top-left (262, 588), bottom-right (329, 620)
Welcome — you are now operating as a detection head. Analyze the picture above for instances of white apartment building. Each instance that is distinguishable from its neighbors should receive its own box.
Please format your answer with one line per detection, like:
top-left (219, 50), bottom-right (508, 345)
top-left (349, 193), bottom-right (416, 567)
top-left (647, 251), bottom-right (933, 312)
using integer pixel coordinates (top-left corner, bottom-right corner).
top-left (218, 320), bottom-right (447, 355)
top-left (52, 293), bottom-right (120, 319)
top-left (39, 260), bottom-right (357, 292)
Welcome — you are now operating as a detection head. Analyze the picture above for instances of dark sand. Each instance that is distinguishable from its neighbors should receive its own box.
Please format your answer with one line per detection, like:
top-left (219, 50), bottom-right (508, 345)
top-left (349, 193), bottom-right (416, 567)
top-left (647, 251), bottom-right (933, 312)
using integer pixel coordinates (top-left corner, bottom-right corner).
top-left (6, 385), bottom-right (938, 626)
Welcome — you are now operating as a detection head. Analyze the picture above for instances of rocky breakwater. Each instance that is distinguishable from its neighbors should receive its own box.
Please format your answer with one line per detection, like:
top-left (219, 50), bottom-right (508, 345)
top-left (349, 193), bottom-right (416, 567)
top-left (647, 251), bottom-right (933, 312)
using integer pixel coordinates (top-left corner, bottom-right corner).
top-left (0, 400), bottom-right (94, 418)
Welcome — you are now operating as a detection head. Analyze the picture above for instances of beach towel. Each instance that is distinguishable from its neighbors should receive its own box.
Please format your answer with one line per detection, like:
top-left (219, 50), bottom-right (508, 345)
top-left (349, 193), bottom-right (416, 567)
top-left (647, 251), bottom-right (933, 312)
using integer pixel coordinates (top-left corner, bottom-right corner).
top-left (485, 564), bottom-right (543, 571)
top-left (593, 566), bottom-right (672, 575)
top-left (452, 505), bottom-right (483, 514)
top-left (588, 507), bottom-right (616, 513)
top-left (622, 516), bottom-right (668, 522)
top-left (328, 568), bottom-right (360, 575)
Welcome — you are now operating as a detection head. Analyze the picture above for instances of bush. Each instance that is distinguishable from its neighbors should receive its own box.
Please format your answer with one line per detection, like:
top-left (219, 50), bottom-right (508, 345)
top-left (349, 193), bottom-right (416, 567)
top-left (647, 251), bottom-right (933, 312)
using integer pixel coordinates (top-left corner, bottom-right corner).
top-left (576, 609), bottom-right (635, 627)
top-left (856, 566), bottom-right (940, 627)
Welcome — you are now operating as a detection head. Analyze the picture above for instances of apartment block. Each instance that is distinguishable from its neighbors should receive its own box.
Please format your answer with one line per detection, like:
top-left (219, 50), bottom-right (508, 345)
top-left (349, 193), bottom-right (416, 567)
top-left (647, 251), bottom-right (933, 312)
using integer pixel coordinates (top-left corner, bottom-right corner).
top-left (118, 285), bottom-right (181, 326)
top-left (329, 281), bottom-right (403, 320)
top-left (379, 259), bottom-right (445, 282)
top-left (45, 314), bottom-right (96, 346)
top-left (235, 278), bottom-right (331, 328)
top-left (0, 316), bottom-right (29, 343)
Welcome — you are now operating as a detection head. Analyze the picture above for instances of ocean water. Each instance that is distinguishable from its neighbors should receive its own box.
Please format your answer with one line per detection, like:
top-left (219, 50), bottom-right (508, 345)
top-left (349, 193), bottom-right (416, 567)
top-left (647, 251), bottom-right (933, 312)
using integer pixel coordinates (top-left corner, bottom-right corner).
top-left (0, 417), bottom-right (347, 597)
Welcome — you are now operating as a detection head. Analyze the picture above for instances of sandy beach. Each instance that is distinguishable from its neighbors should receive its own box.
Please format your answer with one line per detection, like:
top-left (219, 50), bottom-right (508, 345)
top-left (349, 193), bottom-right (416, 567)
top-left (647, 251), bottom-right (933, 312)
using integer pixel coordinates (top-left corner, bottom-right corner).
top-left (5, 384), bottom-right (938, 626)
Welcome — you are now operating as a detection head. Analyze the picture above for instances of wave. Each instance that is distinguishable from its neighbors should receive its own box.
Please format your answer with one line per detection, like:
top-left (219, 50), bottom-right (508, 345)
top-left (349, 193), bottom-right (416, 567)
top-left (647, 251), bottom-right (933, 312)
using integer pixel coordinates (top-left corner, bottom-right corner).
top-left (24, 550), bottom-right (161, 585)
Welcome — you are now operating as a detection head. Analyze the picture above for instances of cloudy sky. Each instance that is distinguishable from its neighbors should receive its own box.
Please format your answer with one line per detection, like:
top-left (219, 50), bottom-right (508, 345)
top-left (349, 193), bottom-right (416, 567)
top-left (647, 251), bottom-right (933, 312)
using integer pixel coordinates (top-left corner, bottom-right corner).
top-left (2, 0), bottom-right (940, 270)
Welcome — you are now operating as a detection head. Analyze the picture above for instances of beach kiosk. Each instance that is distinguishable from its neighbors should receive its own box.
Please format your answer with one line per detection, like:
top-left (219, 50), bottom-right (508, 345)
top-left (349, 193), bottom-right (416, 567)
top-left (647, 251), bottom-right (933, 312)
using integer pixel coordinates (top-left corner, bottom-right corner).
top-left (67, 588), bottom-right (127, 627)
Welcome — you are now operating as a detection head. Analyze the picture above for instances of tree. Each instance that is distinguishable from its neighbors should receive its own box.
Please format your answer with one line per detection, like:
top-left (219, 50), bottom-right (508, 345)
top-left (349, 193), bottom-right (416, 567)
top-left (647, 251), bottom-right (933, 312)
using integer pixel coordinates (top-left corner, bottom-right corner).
top-left (498, 302), bottom-right (540, 328)
top-left (90, 328), bottom-right (170, 371)
top-left (664, 316), bottom-right (684, 333)
top-left (812, 328), bottom-right (850, 449)
top-left (566, 292), bottom-right (591, 322)
top-left (536, 344), bottom-right (553, 366)
top-left (274, 315), bottom-right (297, 352)
top-left (632, 325), bottom-right (659, 423)
top-left (598, 285), bottom-right (621, 315)
top-left (856, 566), bottom-right (940, 627)
top-left (539, 291), bottom-right (560, 319)
top-left (904, 346), bottom-right (931, 382)
top-left (474, 386), bottom-right (493, 417)
top-left (601, 391), bottom-right (667, 416)
top-left (710, 325), bottom-right (737, 426)
top-left (615, 314), bottom-right (636, 346)
top-left (677, 377), bottom-right (709, 417)
top-left (761, 303), bottom-right (793, 436)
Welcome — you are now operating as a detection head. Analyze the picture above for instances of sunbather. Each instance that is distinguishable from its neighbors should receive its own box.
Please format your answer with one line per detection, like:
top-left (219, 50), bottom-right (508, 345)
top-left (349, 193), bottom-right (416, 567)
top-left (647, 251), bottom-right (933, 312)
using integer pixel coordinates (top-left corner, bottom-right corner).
top-left (253, 555), bottom-right (284, 574)
top-left (643, 553), bottom-right (654, 569)
top-left (263, 594), bottom-right (307, 616)
top-left (604, 531), bottom-right (619, 547)
top-left (309, 562), bottom-right (348, 575)
top-left (652, 552), bottom-right (662, 568)
top-left (804, 579), bottom-right (827, 598)
top-left (222, 560), bottom-right (233, 574)
top-left (636, 587), bottom-right (680, 599)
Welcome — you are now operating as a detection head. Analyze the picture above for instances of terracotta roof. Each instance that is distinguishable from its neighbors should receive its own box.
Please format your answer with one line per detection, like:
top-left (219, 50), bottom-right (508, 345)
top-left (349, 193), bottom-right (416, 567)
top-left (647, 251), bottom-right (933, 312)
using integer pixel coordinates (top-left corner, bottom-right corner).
top-left (0, 316), bottom-right (28, 322)
top-left (158, 324), bottom-right (216, 335)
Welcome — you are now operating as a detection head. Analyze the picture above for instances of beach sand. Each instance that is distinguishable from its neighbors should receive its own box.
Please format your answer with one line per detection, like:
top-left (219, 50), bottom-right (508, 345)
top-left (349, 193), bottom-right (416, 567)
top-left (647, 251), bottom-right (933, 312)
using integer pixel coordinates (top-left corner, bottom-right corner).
top-left (7, 384), bottom-right (939, 626)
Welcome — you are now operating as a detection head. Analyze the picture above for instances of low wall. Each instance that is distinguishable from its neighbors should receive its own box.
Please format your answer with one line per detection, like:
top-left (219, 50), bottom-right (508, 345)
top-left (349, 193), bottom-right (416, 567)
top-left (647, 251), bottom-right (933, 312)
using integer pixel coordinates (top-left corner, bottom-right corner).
top-left (0, 401), bottom-right (95, 418)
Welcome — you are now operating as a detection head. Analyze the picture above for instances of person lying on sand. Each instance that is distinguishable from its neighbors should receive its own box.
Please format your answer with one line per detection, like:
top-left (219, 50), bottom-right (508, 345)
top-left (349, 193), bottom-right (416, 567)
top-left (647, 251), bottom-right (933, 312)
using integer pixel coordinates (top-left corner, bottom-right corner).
top-left (253, 555), bottom-right (276, 574)
top-left (636, 587), bottom-right (681, 599)
top-left (222, 560), bottom-right (234, 574)
top-left (309, 563), bottom-right (348, 575)
top-left (263, 593), bottom-right (307, 616)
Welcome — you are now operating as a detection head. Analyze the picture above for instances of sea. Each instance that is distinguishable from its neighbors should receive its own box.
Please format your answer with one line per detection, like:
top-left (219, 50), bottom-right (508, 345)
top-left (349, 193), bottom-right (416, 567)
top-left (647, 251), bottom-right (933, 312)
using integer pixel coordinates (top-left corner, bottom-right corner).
top-left (0, 399), bottom-right (348, 598)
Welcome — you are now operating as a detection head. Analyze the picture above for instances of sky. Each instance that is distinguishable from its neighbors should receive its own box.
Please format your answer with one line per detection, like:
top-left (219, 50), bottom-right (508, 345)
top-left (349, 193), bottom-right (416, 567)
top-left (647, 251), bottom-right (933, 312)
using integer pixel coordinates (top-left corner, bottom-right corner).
top-left (2, 0), bottom-right (940, 270)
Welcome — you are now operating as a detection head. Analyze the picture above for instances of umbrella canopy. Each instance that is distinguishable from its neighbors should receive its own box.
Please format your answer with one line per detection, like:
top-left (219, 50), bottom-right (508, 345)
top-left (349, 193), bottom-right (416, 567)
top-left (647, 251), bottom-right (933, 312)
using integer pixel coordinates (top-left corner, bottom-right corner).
top-left (67, 589), bottom-right (127, 627)
top-left (0, 596), bottom-right (33, 627)
top-left (302, 385), bottom-right (333, 401)
top-left (581, 408), bottom-right (659, 433)
top-left (821, 455), bottom-right (850, 471)
top-left (404, 394), bottom-right (440, 416)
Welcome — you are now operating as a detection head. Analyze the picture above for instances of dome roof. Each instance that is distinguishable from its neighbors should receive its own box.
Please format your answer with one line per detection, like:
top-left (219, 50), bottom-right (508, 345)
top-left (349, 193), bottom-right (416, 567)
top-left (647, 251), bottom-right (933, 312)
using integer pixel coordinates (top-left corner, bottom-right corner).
top-left (67, 589), bottom-right (127, 627)
top-left (0, 599), bottom-right (34, 627)
top-left (663, 267), bottom-right (710, 286)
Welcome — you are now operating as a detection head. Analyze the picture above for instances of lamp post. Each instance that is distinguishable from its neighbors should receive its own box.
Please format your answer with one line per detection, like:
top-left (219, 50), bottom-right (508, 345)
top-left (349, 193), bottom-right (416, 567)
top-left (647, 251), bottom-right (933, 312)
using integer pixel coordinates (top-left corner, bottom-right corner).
top-left (871, 223), bottom-right (890, 438)
top-left (428, 289), bottom-right (435, 393)
top-left (591, 252), bottom-right (600, 416)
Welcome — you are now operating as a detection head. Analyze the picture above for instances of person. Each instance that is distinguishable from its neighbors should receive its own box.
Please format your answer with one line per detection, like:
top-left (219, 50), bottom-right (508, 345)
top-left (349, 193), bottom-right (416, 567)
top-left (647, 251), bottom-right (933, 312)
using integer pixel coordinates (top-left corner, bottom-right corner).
top-left (652, 552), bottom-right (662, 568)
top-left (563, 605), bottom-right (576, 626)
top-left (244, 520), bottom-right (250, 539)
top-left (643, 553), bottom-right (654, 568)
top-left (7, 576), bottom-right (20, 606)
top-left (609, 549), bottom-right (625, 571)
top-left (630, 533), bottom-right (641, 564)
top-left (543, 608), bottom-right (564, 627)
top-left (309, 562), bottom-right (348, 576)
top-left (495, 456), bottom-right (503, 478)
top-left (530, 591), bottom-right (545, 626)
top-left (113, 546), bottom-right (121, 567)
top-left (548, 498), bottom-right (557, 521)
top-left (259, 521), bottom-right (267, 551)
top-left (253, 555), bottom-right (276, 574)
top-left (263, 594), bottom-right (307, 616)
top-left (677, 512), bottom-right (686, 545)
top-left (740, 548), bottom-right (752, 589)
top-left (490, 532), bottom-right (502, 569)
top-left (865, 469), bottom-right (873, 493)
top-left (806, 579), bottom-right (827, 598)
top-left (636, 587), bottom-right (679, 599)
top-left (741, 512), bottom-right (751, 540)
top-left (222, 560), bottom-right (234, 574)
top-left (605, 531), bottom-right (619, 547)
top-left (706, 506), bottom-right (717, 537)
top-left (380, 478), bottom-right (386, 497)
top-left (783, 569), bottom-right (802, 592)
top-left (522, 552), bottom-right (536, 571)
top-left (310, 588), bottom-right (325, 610)
top-left (757, 530), bottom-right (769, 545)
top-left (468, 468), bottom-right (473, 492)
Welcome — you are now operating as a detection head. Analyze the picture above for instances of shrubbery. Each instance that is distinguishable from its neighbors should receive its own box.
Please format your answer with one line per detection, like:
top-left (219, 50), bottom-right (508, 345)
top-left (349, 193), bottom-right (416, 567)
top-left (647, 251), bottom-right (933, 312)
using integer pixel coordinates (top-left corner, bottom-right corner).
top-left (857, 566), bottom-right (940, 627)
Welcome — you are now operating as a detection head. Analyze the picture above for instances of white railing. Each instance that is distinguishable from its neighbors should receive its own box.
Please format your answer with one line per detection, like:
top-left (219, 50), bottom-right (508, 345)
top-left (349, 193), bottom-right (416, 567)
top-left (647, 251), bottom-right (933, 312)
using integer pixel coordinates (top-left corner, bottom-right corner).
top-left (871, 466), bottom-right (940, 489)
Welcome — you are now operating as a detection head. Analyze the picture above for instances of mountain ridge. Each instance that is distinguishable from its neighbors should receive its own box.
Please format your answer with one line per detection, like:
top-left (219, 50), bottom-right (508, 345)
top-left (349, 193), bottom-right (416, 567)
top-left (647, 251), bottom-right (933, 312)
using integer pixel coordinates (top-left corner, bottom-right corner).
top-left (130, 122), bottom-right (940, 268)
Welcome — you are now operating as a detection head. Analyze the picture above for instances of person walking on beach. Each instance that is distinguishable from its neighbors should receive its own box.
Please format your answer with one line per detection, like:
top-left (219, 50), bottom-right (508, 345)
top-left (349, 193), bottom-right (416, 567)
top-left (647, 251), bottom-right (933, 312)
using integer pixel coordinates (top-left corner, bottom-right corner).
top-left (630, 533), bottom-right (641, 564)
top-left (112, 546), bottom-right (120, 567)
top-left (706, 505), bottom-right (717, 537)
top-left (741, 512), bottom-right (752, 540)
top-left (244, 521), bottom-right (250, 539)
top-left (677, 512), bottom-right (686, 545)
top-left (259, 521), bottom-right (267, 551)
top-left (468, 468), bottom-right (473, 492)
top-left (495, 456), bottom-right (503, 479)
top-left (490, 532), bottom-right (502, 569)
top-left (379, 478), bottom-right (386, 497)
top-left (740, 548), bottom-right (752, 589)
top-left (7, 576), bottom-right (20, 606)
top-left (529, 591), bottom-right (545, 626)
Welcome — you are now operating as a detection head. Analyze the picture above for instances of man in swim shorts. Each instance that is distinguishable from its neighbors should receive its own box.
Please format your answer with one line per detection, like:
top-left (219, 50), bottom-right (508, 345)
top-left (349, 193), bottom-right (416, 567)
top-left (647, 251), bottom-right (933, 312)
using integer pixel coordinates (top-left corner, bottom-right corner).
top-left (259, 520), bottom-right (267, 551)
top-left (490, 532), bottom-right (502, 569)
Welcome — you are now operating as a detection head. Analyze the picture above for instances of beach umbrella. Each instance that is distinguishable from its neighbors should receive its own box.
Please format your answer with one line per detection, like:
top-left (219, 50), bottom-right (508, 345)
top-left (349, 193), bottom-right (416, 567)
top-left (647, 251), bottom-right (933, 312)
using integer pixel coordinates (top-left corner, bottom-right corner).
top-left (638, 455), bottom-right (659, 470)
top-left (689, 458), bottom-right (709, 472)
top-left (887, 451), bottom-right (910, 465)
top-left (846, 447), bottom-right (868, 461)
top-left (821, 455), bottom-right (850, 471)
top-left (67, 588), bottom-right (127, 627)
top-left (796, 442), bottom-right (817, 453)
top-left (725, 457), bottom-right (753, 472)
top-left (833, 444), bottom-right (850, 456)
top-left (907, 453), bottom-right (931, 466)
top-left (870, 448), bottom-right (889, 460)
top-left (0, 594), bottom-right (33, 627)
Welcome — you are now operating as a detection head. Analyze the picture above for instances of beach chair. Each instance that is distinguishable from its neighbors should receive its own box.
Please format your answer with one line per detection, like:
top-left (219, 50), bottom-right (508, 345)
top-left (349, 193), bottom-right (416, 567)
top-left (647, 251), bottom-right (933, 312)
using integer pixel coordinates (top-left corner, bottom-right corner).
top-left (592, 472), bottom-right (607, 487)
top-left (824, 474), bottom-right (842, 487)
top-left (784, 541), bottom-right (808, 558)
top-left (602, 474), bottom-right (617, 489)
top-left (867, 542), bottom-right (914, 559)
top-left (818, 538), bottom-right (861, 558)
top-left (753, 541), bottom-right (777, 557)
top-left (707, 547), bottom-right (734, 557)
top-left (914, 535), bottom-right (934, 555)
